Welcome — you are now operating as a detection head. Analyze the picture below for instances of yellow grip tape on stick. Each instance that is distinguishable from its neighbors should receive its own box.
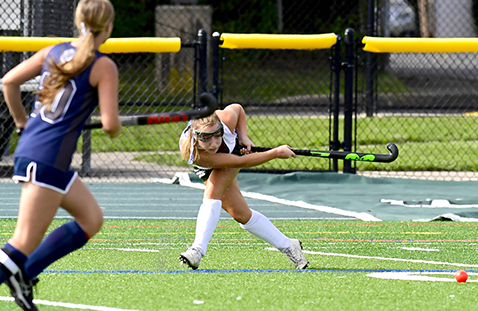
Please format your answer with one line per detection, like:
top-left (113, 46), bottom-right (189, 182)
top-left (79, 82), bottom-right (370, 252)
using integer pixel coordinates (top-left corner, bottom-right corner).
top-left (220, 33), bottom-right (337, 50)
top-left (363, 36), bottom-right (478, 53)
top-left (0, 37), bottom-right (181, 53)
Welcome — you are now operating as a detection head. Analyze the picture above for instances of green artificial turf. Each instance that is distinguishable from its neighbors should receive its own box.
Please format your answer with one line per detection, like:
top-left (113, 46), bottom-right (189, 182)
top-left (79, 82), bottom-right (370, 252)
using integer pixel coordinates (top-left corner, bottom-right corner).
top-left (0, 219), bottom-right (477, 310)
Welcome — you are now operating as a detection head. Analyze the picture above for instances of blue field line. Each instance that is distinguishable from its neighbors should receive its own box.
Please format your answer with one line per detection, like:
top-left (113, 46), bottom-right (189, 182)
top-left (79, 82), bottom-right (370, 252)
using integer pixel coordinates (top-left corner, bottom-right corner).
top-left (43, 269), bottom-right (478, 274)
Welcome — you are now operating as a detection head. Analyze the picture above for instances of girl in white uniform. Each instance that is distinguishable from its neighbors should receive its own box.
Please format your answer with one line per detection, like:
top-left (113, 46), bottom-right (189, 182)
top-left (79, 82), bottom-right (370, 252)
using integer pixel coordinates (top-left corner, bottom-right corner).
top-left (179, 103), bottom-right (309, 270)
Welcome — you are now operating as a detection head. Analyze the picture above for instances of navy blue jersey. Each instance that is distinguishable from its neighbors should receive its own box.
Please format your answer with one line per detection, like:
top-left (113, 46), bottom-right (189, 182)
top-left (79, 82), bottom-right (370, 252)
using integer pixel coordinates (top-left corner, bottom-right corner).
top-left (14, 42), bottom-right (104, 172)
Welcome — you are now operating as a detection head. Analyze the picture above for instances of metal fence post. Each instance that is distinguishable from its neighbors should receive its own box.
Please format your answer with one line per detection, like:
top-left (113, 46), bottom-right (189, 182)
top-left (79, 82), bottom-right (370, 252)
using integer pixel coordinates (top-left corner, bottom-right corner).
top-left (81, 128), bottom-right (91, 176)
top-left (212, 31), bottom-right (220, 101)
top-left (343, 28), bottom-right (355, 174)
top-left (330, 34), bottom-right (341, 172)
top-left (198, 28), bottom-right (207, 97)
top-left (0, 30), bottom-right (15, 159)
top-left (365, 0), bottom-right (377, 117)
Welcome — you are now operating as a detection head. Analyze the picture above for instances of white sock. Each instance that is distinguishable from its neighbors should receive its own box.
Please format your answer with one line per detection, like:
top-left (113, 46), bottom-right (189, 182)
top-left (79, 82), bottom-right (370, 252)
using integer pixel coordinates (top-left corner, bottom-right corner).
top-left (192, 199), bottom-right (222, 256)
top-left (240, 209), bottom-right (291, 251)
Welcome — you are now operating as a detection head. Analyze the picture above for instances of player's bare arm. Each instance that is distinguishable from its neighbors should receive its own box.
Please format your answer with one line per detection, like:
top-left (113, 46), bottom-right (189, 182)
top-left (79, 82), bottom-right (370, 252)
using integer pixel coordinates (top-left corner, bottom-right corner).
top-left (90, 56), bottom-right (122, 138)
top-left (194, 145), bottom-right (296, 169)
top-left (217, 103), bottom-right (254, 152)
top-left (2, 46), bottom-right (52, 129)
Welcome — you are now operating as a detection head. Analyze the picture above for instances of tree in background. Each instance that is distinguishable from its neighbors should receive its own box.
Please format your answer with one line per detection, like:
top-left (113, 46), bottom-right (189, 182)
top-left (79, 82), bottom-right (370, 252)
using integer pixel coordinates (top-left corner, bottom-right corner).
top-left (473, 0), bottom-right (478, 32)
top-left (110, 0), bottom-right (168, 37)
top-left (111, 0), bottom-right (362, 37)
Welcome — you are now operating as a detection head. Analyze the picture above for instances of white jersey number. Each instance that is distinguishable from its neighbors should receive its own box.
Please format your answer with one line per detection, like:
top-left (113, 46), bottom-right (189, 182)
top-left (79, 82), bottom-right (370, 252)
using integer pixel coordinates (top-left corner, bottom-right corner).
top-left (33, 72), bottom-right (77, 124)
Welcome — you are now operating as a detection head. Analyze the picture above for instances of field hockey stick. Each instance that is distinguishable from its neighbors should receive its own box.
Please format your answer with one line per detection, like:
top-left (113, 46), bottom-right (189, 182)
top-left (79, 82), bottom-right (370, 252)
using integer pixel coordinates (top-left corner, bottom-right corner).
top-left (83, 92), bottom-right (217, 130)
top-left (246, 142), bottom-right (399, 163)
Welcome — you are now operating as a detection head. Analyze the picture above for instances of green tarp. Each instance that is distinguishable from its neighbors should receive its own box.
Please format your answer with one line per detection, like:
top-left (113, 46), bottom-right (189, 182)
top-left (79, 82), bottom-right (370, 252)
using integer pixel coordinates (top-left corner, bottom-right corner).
top-left (227, 172), bottom-right (478, 221)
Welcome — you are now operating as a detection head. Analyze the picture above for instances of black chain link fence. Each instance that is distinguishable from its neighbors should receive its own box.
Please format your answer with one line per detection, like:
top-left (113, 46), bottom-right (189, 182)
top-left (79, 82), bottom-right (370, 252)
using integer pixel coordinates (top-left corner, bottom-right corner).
top-left (355, 0), bottom-right (478, 180)
top-left (1, 0), bottom-right (477, 181)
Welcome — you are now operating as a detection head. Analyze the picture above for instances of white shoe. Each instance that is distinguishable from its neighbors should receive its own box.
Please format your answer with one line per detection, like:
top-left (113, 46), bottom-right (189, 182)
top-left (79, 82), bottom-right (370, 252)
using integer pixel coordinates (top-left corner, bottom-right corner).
top-left (179, 247), bottom-right (203, 270)
top-left (283, 239), bottom-right (309, 269)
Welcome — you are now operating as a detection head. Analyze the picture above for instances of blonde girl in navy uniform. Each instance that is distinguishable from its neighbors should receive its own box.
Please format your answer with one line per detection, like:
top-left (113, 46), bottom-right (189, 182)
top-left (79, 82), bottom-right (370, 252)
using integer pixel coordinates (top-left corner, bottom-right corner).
top-left (179, 103), bottom-right (309, 270)
top-left (0, 0), bottom-right (120, 309)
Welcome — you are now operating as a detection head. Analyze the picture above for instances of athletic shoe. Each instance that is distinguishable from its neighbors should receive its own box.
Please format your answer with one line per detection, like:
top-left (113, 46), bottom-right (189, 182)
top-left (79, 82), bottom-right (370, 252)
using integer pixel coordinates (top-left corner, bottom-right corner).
top-left (6, 275), bottom-right (39, 311)
top-left (0, 258), bottom-right (39, 311)
top-left (179, 247), bottom-right (203, 270)
top-left (283, 239), bottom-right (309, 269)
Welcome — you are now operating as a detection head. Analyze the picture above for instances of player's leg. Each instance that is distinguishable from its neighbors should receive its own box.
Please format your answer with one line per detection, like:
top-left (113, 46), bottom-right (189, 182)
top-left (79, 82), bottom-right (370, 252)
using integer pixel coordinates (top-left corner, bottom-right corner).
top-left (23, 176), bottom-right (102, 278)
top-left (59, 176), bottom-right (103, 238)
top-left (0, 181), bottom-right (61, 311)
top-left (180, 167), bottom-right (239, 269)
top-left (194, 167), bottom-right (240, 254)
top-left (221, 178), bottom-right (288, 248)
top-left (222, 180), bottom-right (309, 269)
top-left (8, 182), bottom-right (62, 255)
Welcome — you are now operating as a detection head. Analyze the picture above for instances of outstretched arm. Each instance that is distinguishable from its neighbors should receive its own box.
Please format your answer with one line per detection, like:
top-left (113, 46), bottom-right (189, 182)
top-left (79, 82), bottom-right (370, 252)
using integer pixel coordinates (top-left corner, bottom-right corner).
top-left (193, 145), bottom-right (296, 169)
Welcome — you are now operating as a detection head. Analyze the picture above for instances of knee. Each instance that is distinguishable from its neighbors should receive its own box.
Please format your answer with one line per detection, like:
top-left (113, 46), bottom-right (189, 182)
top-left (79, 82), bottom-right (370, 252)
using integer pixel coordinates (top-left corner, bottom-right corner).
top-left (204, 186), bottom-right (226, 200)
top-left (229, 209), bottom-right (252, 225)
top-left (78, 209), bottom-right (103, 238)
top-left (90, 215), bottom-right (104, 236)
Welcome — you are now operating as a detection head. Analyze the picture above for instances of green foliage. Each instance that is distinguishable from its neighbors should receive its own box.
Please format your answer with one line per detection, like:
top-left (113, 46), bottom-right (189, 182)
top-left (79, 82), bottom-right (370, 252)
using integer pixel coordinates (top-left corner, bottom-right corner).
top-left (10, 112), bottom-right (478, 173)
top-left (200, 0), bottom-right (278, 34)
top-left (110, 0), bottom-right (364, 37)
top-left (80, 114), bottom-right (478, 172)
top-left (473, 0), bottom-right (478, 31)
top-left (110, 0), bottom-right (169, 37)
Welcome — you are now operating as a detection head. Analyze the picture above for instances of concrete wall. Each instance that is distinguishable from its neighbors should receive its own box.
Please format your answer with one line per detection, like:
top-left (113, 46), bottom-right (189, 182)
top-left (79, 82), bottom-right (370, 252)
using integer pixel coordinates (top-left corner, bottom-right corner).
top-left (434, 0), bottom-right (476, 37)
top-left (155, 5), bottom-right (212, 95)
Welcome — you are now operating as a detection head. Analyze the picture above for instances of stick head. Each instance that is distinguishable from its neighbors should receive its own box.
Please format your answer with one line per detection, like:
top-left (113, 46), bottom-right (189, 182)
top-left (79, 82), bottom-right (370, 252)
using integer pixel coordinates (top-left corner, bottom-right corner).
top-left (195, 93), bottom-right (218, 119)
top-left (384, 142), bottom-right (399, 162)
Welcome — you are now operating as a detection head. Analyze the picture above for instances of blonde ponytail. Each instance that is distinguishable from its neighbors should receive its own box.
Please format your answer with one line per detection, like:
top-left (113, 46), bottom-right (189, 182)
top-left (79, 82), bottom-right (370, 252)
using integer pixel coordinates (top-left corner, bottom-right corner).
top-left (180, 128), bottom-right (199, 163)
top-left (36, 0), bottom-right (114, 109)
top-left (37, 33), bottom-right (96, 110)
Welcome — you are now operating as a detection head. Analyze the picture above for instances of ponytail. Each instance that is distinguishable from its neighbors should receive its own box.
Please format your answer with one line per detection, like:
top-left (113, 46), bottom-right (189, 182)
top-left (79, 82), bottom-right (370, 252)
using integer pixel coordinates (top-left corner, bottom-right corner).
top-left (36, 0), bottom-right (114, 110)
top-left (180, 127), bottom-right (200, 164)
top-left (36, 33), bottom-right (96, 110)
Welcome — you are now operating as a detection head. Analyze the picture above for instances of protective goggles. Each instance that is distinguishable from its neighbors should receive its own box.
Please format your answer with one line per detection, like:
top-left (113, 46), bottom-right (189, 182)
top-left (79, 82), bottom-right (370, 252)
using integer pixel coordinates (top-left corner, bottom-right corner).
top-left (193, 123), bottom-right (224, 142)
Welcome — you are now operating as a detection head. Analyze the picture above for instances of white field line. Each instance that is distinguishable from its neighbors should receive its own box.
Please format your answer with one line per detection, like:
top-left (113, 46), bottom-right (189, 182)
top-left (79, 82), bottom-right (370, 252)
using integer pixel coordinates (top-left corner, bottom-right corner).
top-left (99, 248), bottom-right (160, 252)
top-left (152, 173), bottom-right (381, 222)
top-left (367, 272), bottom-right (478, 282)
top-left (0, 296), bottom-right (141, 311)
top-left (266, 247), bottom-right (478, 268)
top-left (400, 247), bottom-right (439, 252)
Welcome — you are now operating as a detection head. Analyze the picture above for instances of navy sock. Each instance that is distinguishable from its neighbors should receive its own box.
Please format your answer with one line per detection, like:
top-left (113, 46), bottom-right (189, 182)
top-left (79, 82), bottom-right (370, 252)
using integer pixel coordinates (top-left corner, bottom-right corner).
top-left (0, 243), bottom-right (28, 284)
top-left (24, 221), bottom-right (88, 278)
top-left (3, 243), bottom-right (28, 264)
